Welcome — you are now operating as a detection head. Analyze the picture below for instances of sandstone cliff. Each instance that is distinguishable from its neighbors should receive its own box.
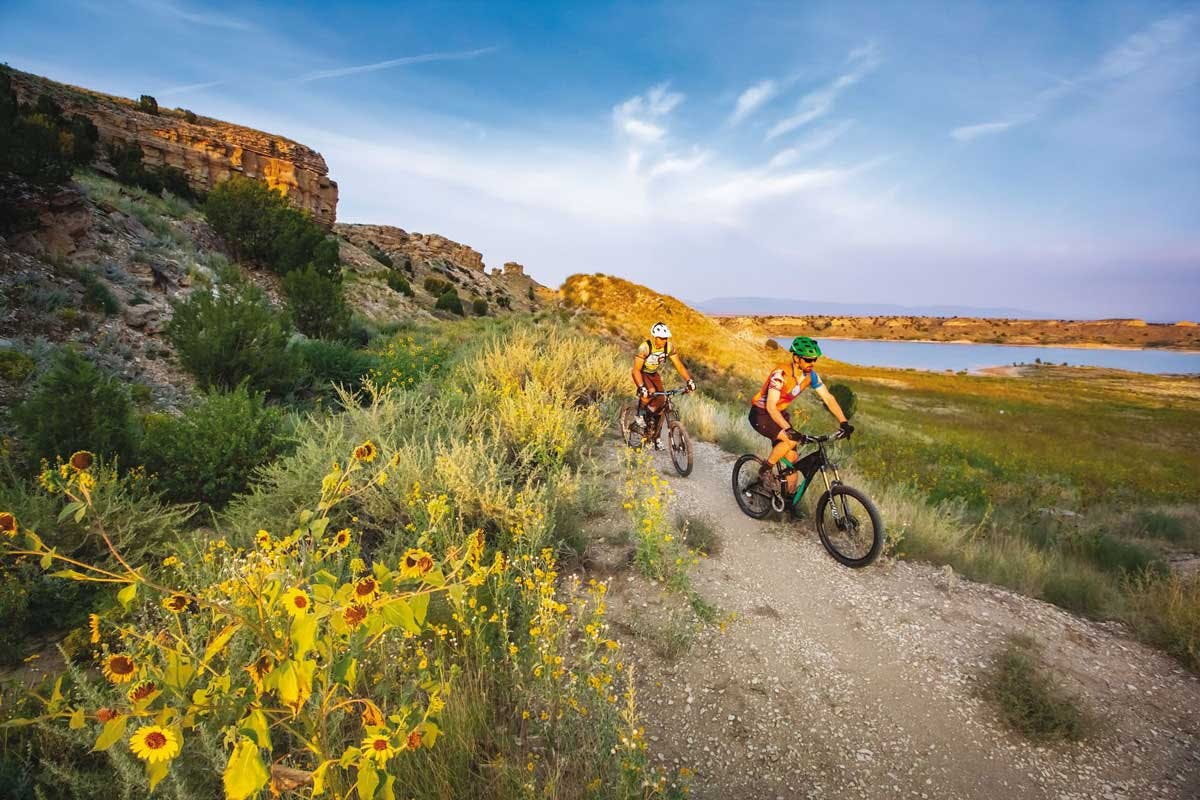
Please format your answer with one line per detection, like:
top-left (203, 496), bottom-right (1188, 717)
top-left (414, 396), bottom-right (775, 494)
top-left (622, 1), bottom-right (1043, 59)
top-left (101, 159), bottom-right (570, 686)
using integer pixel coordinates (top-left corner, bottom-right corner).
top-left (8, 69), bottom-right (338, 226)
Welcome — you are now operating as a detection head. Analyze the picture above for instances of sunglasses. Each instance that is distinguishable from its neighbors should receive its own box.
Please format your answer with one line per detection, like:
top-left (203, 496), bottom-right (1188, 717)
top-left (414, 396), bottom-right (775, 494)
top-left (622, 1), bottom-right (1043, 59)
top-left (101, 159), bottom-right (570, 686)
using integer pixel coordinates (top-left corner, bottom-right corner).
top-left (799, 356), bottom-right (819, 364)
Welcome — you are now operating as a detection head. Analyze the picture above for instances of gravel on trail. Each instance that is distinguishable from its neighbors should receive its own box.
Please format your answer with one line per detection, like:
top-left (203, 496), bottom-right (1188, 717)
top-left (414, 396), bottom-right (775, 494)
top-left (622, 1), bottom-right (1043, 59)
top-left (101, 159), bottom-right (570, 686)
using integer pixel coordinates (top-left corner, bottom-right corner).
top-left (592, 439), bottom-right (1200, 800)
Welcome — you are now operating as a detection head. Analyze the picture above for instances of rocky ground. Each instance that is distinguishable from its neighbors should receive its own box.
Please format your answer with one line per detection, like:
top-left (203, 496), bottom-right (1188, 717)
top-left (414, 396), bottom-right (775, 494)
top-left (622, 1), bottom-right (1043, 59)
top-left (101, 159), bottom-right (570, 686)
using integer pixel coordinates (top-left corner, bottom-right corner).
top-left (588, 440), bottom-right (1200, 800)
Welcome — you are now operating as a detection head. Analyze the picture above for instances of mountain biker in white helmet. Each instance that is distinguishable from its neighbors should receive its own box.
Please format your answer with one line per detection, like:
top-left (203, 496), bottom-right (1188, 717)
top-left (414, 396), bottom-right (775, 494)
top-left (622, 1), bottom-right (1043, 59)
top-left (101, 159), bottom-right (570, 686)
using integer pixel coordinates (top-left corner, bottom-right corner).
top-left (631, 322), bottom-right (696, 449)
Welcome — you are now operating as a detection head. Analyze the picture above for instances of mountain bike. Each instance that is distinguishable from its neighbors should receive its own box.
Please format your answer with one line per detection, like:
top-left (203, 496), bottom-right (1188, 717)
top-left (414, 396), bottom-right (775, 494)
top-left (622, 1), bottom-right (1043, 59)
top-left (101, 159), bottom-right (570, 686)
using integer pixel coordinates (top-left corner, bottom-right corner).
top-left (617, 389), bottom-right (693, 476)
top-left (731, 430), bottom-right (883, 567)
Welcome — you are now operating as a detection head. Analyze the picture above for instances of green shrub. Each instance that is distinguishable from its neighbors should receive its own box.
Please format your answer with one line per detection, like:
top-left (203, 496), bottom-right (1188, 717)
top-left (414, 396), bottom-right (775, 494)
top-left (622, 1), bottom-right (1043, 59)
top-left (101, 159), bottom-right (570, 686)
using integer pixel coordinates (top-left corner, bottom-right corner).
top-left (0, 69), bottom-right (99, 206)
top-left (387, 271), bottom-right (414, 296)
top-left (472, 297), bottom-right (489, 316)
top-left (136, 94), bottom-right (159, 114)
top-left (203, 175), bottom-right (337, 277)
top-left (1134, 510), bottom-right (1187, 543)
top-left (367, 242), bottom-right (393, 267)
top-left (423, 276), bottom-right (450, 294)
top-left (181, 108), bottom-right (198, 124)
top-left (528, 286), bottom-right (536, 301)
top-left (283, 264), bottom-right (350, 339)
top-left (981, 634), bottom-right (1088, 742)
top-left (1127, 570), bottom-right (1200, 671)
top-left (13, 348), bottom-right (137, 466)
top-left (141, 386), bottom-right (285, 508)
top-left (828, 382), bottom-right (857, 419)
top-left (106, 141), bottom-right (197, 200)
top-left (497, 294), bottom-right (512, 309)
top-left (436, 288), bottom-right (464, 316)
top-left (295, 338), bottom-right (381, 394)
top-left (166, 280), bottom-right (301, 397)
top-left (79, 270), bottom-right (119, 315)
top-left (0, 349), bottom-right (35, 383)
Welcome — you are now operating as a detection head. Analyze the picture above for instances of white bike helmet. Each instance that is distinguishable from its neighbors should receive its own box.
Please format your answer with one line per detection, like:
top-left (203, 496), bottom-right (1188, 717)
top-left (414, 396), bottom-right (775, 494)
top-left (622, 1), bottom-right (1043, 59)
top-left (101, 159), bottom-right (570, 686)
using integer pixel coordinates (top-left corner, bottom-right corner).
top-left (650, 322), bottom-right (671, 338)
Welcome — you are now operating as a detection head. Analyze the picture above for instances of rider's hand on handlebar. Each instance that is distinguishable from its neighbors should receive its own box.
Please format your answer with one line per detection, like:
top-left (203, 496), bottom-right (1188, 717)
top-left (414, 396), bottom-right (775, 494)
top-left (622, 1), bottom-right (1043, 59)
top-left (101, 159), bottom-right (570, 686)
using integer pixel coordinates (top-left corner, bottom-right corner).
top-left (784, 427), bottom-right (811, 444)
top-left (637, 385), bottom-right (649, 399)
top-left (685, 379), bottom-right (696, 393)
top-left (838, 420), bottom-right (854, 440)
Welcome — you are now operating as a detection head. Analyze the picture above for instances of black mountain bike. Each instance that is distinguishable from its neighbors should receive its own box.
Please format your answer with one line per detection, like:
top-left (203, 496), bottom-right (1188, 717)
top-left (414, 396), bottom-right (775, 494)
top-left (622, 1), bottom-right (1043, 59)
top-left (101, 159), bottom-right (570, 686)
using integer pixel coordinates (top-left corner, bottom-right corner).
top-left (731, 430), bottom-right (884, 567)
top-left (617, 389), bottom-right (693, 476)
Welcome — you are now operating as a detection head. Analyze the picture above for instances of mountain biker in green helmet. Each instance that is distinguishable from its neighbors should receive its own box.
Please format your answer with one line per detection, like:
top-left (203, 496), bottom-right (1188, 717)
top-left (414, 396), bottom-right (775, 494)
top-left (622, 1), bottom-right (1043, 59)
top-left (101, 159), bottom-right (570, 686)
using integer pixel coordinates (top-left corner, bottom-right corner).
top-left (749, 336), bottom-right (853, 495)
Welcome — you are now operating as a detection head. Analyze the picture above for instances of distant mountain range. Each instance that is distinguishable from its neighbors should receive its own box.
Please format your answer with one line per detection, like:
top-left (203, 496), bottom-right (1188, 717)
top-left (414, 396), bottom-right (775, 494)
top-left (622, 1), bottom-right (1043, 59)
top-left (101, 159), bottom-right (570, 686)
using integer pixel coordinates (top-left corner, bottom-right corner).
top-left (695, 297), bottom-right (1047, 319)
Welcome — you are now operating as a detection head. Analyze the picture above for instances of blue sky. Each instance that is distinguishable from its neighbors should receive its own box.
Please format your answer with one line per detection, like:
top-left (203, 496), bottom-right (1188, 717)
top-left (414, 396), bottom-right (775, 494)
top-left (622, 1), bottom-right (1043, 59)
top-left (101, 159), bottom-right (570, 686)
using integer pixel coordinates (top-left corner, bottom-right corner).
top-left (3, 0), bottom-right (1198, 320)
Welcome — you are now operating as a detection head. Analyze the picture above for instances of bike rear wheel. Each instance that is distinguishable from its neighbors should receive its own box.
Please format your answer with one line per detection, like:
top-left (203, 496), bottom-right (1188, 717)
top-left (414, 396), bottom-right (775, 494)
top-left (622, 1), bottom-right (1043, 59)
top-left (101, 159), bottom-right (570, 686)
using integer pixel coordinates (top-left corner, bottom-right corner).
top-left (815, 484), bottom-right (884, 568)
top-left (732, 454), bottom-right (773, 519)
top-left (667, 421), bottom-right (693, 476)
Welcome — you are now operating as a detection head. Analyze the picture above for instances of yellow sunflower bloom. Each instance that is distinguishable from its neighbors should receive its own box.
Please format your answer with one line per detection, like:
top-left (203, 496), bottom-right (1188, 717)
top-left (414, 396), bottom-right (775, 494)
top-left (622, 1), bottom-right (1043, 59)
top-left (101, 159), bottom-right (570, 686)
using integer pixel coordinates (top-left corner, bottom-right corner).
top-left (343, 604), bottom-right (368, 628)
top-left (127, 680), bottom-right (157, 704)
top-left (68, 451), bottom-right (95, 472)
top-left (255, 529), bottom-right (271, 549)
top-left (101, 653), bottom-right (137, 684)
top-left (129, 725), bottom-right (181, 763)
top-left (399, 548), bottom-right (434, 580)
top-left (162, 594), bottom-right (189, 614)
top-left (353, 441), bottom-right (377, 463)
top-left (360, 732), bottom-right (396, 764)
top-left (0, 512), bottom-right (16, 538)
top-left (352, 576), bottom-right (379, 603)
top-left (281, 588), bottom-right (311, 617)
top-left (88, 613), bottom-right (101, 643)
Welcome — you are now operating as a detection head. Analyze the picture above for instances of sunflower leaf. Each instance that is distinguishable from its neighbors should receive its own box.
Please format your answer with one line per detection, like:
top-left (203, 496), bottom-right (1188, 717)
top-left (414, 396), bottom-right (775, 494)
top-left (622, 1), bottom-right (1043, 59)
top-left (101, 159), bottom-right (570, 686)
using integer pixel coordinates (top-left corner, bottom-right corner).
top-left (93, 716), bottom-right (127, 752)
top-left (147, 759), bottom-right (170, 791)
top-left (223, 736), bottom-right (269, 800)
top-left (117, 582), bottom-right (138, 610)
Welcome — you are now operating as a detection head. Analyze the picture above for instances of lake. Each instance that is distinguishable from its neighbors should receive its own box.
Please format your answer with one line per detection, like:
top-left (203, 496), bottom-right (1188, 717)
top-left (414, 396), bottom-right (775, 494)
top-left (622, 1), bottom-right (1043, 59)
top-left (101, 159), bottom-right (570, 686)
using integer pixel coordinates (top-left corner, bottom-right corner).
top-left (772, 337), bottom-right (1200, 376)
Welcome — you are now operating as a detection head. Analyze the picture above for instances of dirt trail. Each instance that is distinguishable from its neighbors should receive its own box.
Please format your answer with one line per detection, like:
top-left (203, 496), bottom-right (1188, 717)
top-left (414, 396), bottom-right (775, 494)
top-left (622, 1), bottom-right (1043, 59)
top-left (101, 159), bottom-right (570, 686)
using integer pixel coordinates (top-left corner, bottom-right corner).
top-left (594, 440), bottom-right (1200, 800)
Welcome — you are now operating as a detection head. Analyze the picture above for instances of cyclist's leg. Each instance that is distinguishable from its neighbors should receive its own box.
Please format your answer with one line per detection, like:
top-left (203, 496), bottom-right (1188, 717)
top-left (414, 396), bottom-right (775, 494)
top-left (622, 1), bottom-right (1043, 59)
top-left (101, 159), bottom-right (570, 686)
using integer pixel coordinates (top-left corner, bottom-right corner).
top-left (643, 373), bottom-right (665, 433)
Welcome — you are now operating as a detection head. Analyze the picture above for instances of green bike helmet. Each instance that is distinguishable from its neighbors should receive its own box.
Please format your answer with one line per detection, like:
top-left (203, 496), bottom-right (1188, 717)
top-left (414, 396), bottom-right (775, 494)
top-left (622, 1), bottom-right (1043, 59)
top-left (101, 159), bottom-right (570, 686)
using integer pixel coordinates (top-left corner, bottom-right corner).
top-left (789, 336), bottom-right (822, 359)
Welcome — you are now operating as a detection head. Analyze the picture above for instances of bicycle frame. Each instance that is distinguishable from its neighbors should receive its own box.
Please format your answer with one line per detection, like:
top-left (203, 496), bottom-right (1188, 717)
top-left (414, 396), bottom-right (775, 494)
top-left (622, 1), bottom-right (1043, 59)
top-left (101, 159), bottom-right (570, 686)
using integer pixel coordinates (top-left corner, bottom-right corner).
top-left (776, 440), bottom-right (844, 513)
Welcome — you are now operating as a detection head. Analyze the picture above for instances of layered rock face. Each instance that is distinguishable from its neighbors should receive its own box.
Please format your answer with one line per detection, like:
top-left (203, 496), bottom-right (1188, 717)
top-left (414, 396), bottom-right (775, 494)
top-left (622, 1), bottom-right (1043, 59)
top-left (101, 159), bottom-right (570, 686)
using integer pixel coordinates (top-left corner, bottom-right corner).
top-left (335, 223), bottom-right (484, 271)
top-left (9, 70), bottom-right (338, 226)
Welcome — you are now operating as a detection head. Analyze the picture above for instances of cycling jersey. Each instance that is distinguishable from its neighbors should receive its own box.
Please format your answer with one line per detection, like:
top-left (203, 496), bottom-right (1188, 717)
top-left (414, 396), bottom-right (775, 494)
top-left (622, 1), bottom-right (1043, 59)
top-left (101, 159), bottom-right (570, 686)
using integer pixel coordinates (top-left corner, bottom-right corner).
top-left (751, 363), bottom-right (822, 412)
top-left (636, 339), bottom-right (677, 374)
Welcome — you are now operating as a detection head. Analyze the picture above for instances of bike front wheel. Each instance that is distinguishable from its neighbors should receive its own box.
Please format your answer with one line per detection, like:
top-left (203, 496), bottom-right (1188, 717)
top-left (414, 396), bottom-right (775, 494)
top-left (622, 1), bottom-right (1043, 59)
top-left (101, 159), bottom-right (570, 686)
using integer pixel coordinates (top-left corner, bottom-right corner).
top-left (617, 404), bottom-right (642, 448)
top-left (667, 421), bottom-right (693, 476)
top-left (815, 484), bottom-right (884, 568)
top-left (732, 454), bottom-right (773, 519)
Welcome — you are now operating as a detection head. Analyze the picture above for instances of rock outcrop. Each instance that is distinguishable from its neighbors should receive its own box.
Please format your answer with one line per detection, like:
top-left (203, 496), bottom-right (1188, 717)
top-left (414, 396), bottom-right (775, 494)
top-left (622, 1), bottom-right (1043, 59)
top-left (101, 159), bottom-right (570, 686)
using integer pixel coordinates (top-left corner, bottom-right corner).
top-left (8, 69), bottom-right (338, 226)
top-left (334, 223), bottom-right (484, 272)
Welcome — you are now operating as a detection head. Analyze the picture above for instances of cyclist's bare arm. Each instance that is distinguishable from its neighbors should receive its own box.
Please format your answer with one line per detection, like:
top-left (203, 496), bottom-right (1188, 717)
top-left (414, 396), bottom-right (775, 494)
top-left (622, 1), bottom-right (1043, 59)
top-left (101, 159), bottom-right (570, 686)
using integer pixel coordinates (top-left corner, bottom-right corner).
top-left (815, 384), bottom-right (848, 424)
top-left (631, 354), bottom-right (647, 389)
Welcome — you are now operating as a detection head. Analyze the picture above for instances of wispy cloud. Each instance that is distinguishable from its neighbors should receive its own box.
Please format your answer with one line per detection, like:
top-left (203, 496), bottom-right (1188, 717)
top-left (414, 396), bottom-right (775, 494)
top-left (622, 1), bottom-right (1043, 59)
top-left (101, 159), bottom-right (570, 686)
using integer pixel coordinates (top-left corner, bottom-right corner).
top-left (298, 47), bottom-right (499, 83)
top-left (132, 0), bottom-right (253, 31)
top-left (613, 83), bottom-right (684, 142)
top-left (765, 43), bottom-right (880, 140)
top-left (950, 12), bottom-right (1196, 142)
top-left (647, 147), bottom-right (711, 179)
top-left (768, 119), bottom-right (855, 167)
top-left (950, 119), bottom-right (1022, 142)
top-left (158, 79), bottom-right (225, 97)
top-left (728, 79), bottom-right (778, 125)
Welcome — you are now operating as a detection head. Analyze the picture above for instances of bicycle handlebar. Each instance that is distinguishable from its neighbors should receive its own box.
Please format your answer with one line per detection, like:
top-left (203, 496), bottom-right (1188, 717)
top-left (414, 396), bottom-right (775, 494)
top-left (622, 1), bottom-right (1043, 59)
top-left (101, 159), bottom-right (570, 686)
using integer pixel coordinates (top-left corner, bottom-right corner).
top-left (648, 389), bottom-right (687, 397)
top-left (788, 428), bottom-right (848, 444)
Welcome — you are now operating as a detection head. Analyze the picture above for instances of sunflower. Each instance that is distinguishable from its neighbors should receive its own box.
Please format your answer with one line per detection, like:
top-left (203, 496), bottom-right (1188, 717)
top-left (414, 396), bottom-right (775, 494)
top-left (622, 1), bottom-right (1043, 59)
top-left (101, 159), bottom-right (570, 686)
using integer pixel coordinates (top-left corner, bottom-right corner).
top-left (246, 654), bottom-right (273, 691)
top-left (399, 548), bottom-right (434, 580)
top-left (255, 529), bottom-right (271, 549)
top-left (352, 576), bottom-right (379, 603)
top-left (360, 732), bottom-right (396, 764)
top-left (360, 703), bottom-right (384, 727)
top-left (0, 512), bottom-right (15, 537)
top-left (127, 680), bottom-right (157, 704)
top-left (353, 441), bottom-right (377, 463)
top-left (161, 594), bottom-right (189, 614)
top-left (95, 707), bottom-right (118, 723)
top-left (129, 725), bottom-right (181, 763)
top-left (406, 730), bottom-right (422, 750)
top-left (88, 613), bottom-right (101, 644)
top-left (77, 471), bottom-right (96, 492)
top-left (329, 528), bottom-right (352, 551)
top-left (101, 653), bottom-right (137, 684)
top-left (343, 604), bottom-right (368, 628)
top-left (281, 588), bottom-right (310, 617)
top-left (68, 450), bottom-right (95, 472)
